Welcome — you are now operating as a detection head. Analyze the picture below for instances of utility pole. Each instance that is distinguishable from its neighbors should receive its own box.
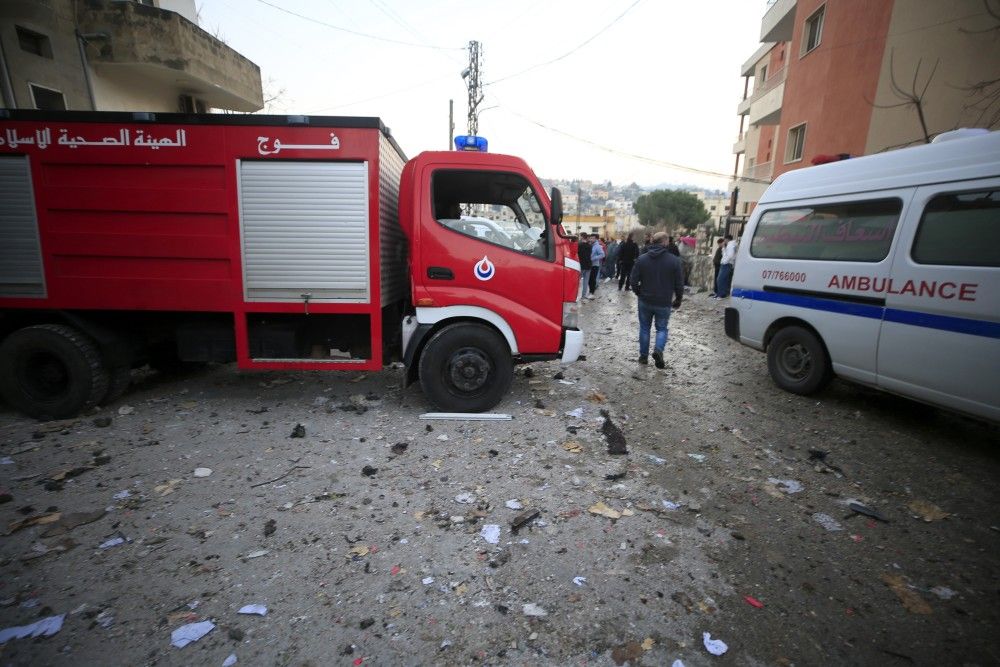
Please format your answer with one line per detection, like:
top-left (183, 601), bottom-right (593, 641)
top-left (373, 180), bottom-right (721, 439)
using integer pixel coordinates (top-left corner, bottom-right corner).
top-left (448, 99), bottom-right (454, 149)
top-left (464, 40), bottom-right (483, 135)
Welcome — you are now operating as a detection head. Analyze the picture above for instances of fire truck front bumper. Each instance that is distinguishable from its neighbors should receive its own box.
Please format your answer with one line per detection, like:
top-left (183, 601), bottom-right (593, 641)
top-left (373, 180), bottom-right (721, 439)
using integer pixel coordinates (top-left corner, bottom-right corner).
top-left (561, 329), bottom-right (584, 364)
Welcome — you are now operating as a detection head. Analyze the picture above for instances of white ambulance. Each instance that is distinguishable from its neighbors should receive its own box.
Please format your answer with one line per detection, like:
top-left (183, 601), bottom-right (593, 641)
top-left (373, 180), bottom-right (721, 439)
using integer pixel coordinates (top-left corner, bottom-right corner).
top-left (725, 129), bottom-right (999, 423)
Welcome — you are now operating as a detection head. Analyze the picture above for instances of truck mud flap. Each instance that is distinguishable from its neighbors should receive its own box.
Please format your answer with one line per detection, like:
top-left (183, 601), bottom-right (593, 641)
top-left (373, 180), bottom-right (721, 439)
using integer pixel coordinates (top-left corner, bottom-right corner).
top-left (724, 307), bottom-right (740, 341)
top-left (402, 323), bottom-right (434, 387)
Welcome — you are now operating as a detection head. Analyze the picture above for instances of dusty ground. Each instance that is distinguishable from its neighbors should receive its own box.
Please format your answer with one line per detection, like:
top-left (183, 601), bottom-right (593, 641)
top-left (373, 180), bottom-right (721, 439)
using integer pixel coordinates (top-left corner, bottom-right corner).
top-left (0, 288), bottom-right (997, 666)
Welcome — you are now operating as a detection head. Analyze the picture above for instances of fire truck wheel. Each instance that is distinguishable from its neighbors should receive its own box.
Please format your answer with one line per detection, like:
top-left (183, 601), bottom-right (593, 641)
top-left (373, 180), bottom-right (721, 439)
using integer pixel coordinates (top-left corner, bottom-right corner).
top-left (767, 325), bottom-right (832, 395)
top-left (0, 324), bottom-right (111, 420)
top-left (419, 323), bottom-right (513, 413)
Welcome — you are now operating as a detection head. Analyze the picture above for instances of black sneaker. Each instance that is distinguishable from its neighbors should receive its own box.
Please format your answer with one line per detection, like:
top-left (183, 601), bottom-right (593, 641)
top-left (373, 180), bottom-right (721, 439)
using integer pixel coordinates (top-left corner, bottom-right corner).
top-left (652, 350), bottom-right (665, 369)
top-left (638, 355), bottom-right (648, 365)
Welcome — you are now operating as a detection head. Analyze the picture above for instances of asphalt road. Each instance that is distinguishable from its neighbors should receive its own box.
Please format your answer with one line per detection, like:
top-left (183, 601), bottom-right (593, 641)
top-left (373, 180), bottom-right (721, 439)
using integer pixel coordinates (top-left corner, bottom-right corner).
top-left (0, 287), bottom-right (997, 666)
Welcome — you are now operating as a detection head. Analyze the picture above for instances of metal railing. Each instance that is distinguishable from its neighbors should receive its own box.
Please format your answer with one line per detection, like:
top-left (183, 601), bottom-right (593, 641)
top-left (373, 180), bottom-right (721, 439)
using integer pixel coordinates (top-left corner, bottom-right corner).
top-left (748, 66), bottom-right (786, 104)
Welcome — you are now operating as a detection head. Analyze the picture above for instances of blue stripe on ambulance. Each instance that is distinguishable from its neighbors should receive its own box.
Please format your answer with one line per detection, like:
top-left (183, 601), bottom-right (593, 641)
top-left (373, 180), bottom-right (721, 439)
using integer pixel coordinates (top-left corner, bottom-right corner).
top-left (731, 288), bottom-right (1000, 339)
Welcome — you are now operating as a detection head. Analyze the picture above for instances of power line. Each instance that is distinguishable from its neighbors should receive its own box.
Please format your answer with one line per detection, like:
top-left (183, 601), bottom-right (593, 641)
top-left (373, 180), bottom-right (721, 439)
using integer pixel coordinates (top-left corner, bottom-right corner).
top-left (495, 103), bottom-right (772, 184)
top-left (486, 0), bottom-right (643, 86)
top-left (304, 73), bottom-right (455, 114)
top-left (251, 0), bottom-right (465, 50)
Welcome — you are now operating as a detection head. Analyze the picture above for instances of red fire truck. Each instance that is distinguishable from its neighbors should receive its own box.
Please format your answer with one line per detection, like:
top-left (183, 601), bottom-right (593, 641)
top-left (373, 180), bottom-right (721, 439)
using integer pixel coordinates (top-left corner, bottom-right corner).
top-left (0, 111), bottom-right (583, 419)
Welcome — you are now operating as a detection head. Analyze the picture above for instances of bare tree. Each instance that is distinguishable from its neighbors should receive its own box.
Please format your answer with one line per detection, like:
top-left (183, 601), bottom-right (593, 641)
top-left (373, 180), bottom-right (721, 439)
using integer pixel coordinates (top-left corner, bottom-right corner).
top-left (960, 0), bottom-right (1000, 128)
top-left (867, 50), bottom-right (939, 144)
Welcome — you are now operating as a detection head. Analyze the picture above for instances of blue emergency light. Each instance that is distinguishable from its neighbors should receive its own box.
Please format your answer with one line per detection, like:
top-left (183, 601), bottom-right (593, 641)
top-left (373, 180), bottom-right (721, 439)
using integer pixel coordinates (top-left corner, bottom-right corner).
top-left (455, 135), bottom-right (488, 152)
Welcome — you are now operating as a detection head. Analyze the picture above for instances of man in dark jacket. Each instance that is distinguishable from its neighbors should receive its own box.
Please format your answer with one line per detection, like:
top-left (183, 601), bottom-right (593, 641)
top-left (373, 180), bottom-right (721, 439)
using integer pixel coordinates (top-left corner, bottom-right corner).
top-left (576, 235), bottom-right (593, 302)
top-left (617, 232), bottom-right (640, 291)
top-left (629, 232), bottom-right (684, 368)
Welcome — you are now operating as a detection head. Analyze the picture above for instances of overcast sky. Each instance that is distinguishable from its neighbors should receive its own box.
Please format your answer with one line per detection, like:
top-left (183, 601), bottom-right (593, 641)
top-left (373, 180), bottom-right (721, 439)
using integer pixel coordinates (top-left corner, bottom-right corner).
top-left (197, 0), bottom-right (767, 190)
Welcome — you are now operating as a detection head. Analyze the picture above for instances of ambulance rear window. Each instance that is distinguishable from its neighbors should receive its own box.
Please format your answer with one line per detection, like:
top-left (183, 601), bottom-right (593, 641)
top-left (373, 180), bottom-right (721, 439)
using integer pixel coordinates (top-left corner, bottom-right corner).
top-left (912, 189), bottom-right (1000, 267)
top-left (750, 198), bottom-right (901, 262)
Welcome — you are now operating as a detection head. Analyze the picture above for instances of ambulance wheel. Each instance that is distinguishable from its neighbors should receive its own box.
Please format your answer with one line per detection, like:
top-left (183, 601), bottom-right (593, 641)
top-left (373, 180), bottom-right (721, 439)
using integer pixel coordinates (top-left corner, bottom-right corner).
top-left (767, 326), bottom-right (831, 395)
top-left (418, 323), bottom-right (513, 413)
top-left (0, 324), bottom-right (110, 420)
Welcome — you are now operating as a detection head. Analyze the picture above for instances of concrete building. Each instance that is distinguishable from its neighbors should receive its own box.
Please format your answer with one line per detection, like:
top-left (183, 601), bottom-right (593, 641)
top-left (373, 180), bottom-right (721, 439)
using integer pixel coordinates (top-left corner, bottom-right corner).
top-left (0, 0), bottom-right (262, 112)
top-left (730, 0), bottom-right (1000, 230)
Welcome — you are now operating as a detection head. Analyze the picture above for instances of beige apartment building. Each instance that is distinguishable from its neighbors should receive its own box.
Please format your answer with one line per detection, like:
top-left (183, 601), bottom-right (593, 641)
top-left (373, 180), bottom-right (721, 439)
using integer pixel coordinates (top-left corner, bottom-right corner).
top-left (0, 0), bottom-right (262, 112)
top-left (730, 0), bottom-right (999, 231)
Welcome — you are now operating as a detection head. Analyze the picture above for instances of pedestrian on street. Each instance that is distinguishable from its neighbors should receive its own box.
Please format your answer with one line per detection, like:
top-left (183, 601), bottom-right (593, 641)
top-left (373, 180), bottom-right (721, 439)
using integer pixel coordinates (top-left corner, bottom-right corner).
top-left (588, 233), bottom-right (605, 298)
top-left (715, 234), bottom-right (737, 298)
top-left (666, 236), bottom-right (680, 256)
top-left (617, 231), bottom-right (640, 291)
top-left (577, 235), bottom-right (593, 302)
top-left (710, 237), bottom-right (725, 297)
top-left (629, 232), bottom-right (684, 369)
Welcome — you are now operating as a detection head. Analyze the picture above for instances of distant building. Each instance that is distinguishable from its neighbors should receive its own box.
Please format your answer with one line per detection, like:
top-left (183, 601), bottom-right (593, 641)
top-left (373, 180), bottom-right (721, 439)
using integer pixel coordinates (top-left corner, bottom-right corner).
top-left (0, 0), bottom-right (263, 112)
top-left (730, 0), bottom-right (999, 232)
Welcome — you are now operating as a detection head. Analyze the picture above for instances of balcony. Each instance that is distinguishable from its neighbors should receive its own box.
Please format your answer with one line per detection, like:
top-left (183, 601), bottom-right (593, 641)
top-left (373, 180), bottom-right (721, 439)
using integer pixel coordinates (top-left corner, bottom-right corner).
top-left (741, 42), bottom-right (775, 77)
top-left (733, 134), bottom-right (746, 154)
top-left (748, 67), bottom-right (785, 126)
top-left (761, 0), bottom-right (796, 42)
top-left (77, 0), bottom-right (262, 111)
top-left (746, 160), bottom-right (773, 181)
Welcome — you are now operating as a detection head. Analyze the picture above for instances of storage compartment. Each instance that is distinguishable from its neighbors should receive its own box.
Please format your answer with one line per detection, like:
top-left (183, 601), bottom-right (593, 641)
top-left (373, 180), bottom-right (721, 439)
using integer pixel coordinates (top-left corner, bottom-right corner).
top-left (176, 318), bottom-right (236, 362)
top-left (246, 313), bottom-right (371, 361)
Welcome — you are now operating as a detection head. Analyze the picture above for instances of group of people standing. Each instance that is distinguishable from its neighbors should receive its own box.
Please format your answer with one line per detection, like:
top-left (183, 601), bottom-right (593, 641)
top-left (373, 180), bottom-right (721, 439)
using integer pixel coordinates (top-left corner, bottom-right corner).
top-left (575, 229), bottom-right (739, 370)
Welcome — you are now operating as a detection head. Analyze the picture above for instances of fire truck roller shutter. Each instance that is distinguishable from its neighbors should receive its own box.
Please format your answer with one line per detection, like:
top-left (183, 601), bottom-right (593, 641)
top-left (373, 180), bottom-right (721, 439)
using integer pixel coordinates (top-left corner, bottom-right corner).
top-left (0, 156), bottom-right (46, 298)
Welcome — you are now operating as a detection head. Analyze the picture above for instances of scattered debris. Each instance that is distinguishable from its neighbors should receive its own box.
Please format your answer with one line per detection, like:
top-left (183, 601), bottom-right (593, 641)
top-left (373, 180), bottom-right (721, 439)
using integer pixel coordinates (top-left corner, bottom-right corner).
top-left (171, 620), bottom-right (215, 648)
top-left (0, 614), bottom-right (65, 644)
top-left (117, 405), bottom-right (135, 416)
top-left (419, 413), bottom-right (512, 421)
top-left (99, 535), bottom-right (126, 549)
top-left (604, 471), bottom-right (626, 481)
top-left (522, 603), bottom-right (547, 617)
top-left (881, 573), bottom-right (932, 614)
top-left (767, 478), bottom-right (804, 494)
top-left (93, 416), bottom-right (112, 428)
top-left (848, 502), bottom-right (889, 522)
top-left (422, 577), bottom-right (435, 585)
top-left (812, 512), bottom-right (844, 532)
top-left (153, 478), bottom-right (182, 496)
top-left (290, 423), bottom-right (306, 438)
top-left (244, 549), bottom-right (269, 559)
top-left (645, 454), bottom-right (667, 465)
top-left (744, 595), bottom-right (764, 608)
top-left (662, 500), bottom-right (681, 511)
top-left (361, 465), bottom-right (378, 477)
top-left (600, 410), bottom-right (628, 455)
top-left (930, 586), bottom-right (957, 600)
top-left (223, 654), bottom-right (238, 667)
top-left (250, 465), bottom-right (311, 488)
top-left (572, 577), bottom-right (587, 587)
top-left (702, 631), bottom-right (728, 656)
top-left (479, 524), bottom-right (501, 544)
top-left (641, 637), bottom-right (655, 651)
top-left (510, 510), bottom-right (540, 533)
top-left (687, 453), bottom-right (706, 463)
top-left (561, 440), bottom-right (583, 453)
top-left (238, 604), bottom-right (267, 616)
top-left (263, 519), bottom-right (276, 537)
top-left (454, 492), bottom-right (476, 504)
top-left (193, 467), bottom-right (213, 478)
top-left (585, 391), bottom-right (606, 403)
top-left (611, 641), bottom-right (642, 665)
top-left (390, 442), bottom-right (408, 455)
top-left (5, 512), bottom-right (61, 536)
top-left (505, 499), bottom-right (523, 510)
top-left (588, 501), bottom-right (622, 520)
top-left (564, 407), bottom-right (585, 419)
top-left (908, 500), bottom-right (948, 522)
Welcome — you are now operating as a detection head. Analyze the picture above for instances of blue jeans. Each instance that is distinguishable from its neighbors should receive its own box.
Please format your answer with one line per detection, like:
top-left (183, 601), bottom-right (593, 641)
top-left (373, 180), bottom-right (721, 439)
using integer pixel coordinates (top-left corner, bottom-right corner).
top-left (717, 263), bottom-right (734, 298)
top-left (637, 300), bottom-right (671, 357)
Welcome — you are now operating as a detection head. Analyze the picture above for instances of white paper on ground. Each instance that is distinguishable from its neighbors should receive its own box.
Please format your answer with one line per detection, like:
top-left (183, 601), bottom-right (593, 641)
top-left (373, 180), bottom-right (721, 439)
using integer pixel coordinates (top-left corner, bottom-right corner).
top-left (171, 620), bottom-right (215, 648)
top-left (702, 632), bottom-right (728, 656)
top-left (0, 614), bottom-right (65, 644)
top-left (222, 654), bottom-right (238, 667)
top-left (237, 604), bottom-right (267, 616)
top-left (812, 512), bottom-right (844, 532)
top-left (564, 407), bottom-right (585, 418)
top-left (572, 576), bottom-right (586, 586)
top-left (479, 524), bottom-right (501, 544)
top-left (768, 477), bottom-right (804, 494)
top-left (672, 660), bottom-right (686, 667)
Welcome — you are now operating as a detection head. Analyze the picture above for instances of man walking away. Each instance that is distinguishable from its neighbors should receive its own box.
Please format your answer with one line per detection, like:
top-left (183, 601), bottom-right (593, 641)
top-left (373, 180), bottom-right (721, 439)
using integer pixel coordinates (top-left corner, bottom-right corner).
top-left (618, 232), bottom-right (639, 291)
top-left (710, 237), bottom-right (724, 297)
top-left (588, 233), bottom-right (605, 298)
top-left (577, 235), bottom-right (593, 302)
top-left (715, 234), bottom-right (737, 298)
top-left (629, 232), bottom-right (684, 369)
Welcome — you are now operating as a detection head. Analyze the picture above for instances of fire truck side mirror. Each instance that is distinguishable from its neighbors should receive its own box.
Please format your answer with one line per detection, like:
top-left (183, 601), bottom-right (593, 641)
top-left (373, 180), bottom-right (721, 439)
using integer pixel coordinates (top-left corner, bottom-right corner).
top-left (550, 187), bottom-right (563, 227)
